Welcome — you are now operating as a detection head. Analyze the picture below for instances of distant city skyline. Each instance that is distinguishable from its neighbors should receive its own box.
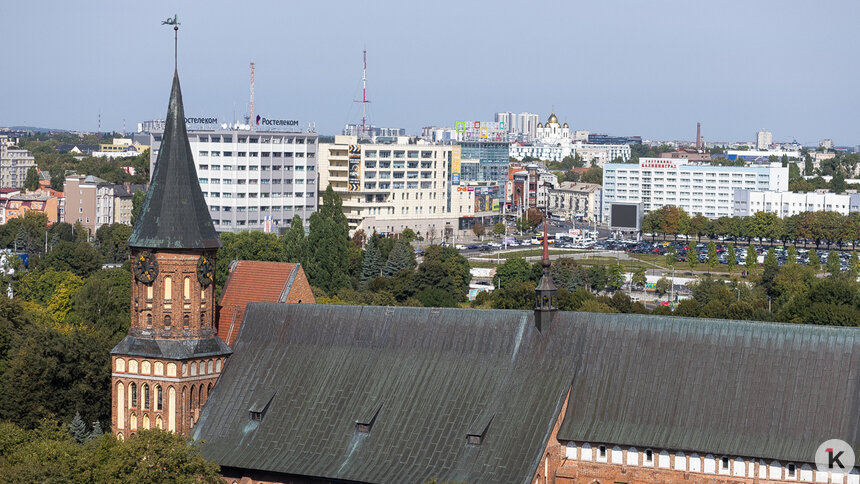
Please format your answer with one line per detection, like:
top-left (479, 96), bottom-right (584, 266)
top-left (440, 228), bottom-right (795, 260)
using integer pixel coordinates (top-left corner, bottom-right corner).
top-left (1, 1), bottom-right (858, 145)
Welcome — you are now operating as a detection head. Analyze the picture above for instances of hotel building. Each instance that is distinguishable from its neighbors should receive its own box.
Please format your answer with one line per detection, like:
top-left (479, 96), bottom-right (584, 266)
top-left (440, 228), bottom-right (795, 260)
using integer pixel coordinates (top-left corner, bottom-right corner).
top-left (602, 158), bottom-right (788, 222)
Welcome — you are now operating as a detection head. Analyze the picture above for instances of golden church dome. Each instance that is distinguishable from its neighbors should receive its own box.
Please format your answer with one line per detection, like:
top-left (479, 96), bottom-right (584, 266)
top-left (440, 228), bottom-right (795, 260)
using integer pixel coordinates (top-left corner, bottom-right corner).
top-left (563, 122), bottom-right (569, 128)
top-left (547, 113), bottom-right (558, 124)
top-left (537, 122), bottom-right (543, 128)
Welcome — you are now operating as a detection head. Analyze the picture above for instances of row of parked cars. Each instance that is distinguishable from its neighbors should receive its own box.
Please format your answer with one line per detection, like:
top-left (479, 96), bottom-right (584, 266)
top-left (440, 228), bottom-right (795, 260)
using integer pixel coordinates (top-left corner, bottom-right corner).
top-left (626, 240), bottom-right (857, 270)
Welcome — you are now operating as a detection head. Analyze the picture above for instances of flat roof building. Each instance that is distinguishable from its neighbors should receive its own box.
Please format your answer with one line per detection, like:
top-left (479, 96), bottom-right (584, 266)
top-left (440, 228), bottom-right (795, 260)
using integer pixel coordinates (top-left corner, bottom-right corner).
top-left (734, 189), bottom-right (860, 218)
top-left (149, 129), bottom-right (318, 234)
top-left (602, 158), bottom-right (789, 222)
top-left (318, 136), bottom-right (500, 239)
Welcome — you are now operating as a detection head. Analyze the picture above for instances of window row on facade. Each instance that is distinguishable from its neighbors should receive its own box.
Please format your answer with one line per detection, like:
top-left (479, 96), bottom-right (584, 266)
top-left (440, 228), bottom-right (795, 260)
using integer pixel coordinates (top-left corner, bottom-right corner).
top-left (564, 442), bottom-right (860, 483)
top-left (114, 358), bottom-right (222, 377)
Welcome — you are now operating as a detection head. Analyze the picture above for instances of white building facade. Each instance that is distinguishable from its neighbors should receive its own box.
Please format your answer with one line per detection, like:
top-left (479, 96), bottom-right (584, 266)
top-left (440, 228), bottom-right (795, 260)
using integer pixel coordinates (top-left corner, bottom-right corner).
top-left (318, 136), bottom-right (499, 238)
top-left (149, 129), bottom-right (319, 233)
top-left (602, 158), bottom-right (789, 222)
top-left (733, 189), bottom-right (860, 217)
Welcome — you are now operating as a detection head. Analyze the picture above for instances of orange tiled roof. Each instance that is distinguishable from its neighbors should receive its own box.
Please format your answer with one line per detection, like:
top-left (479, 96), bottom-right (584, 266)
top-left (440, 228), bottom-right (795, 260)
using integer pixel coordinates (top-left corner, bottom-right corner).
top-left (216, 260), bottom-right (311, 346)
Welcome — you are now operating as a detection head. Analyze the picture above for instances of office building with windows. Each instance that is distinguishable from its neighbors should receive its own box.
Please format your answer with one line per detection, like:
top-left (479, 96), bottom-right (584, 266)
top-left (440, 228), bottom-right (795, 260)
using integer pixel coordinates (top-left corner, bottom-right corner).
top-left (459, 140), bottom-right (510, 186)
top-left (149, 129), bottom-right (318, 233)
top-left (601, 158), bottom-right (788, 222)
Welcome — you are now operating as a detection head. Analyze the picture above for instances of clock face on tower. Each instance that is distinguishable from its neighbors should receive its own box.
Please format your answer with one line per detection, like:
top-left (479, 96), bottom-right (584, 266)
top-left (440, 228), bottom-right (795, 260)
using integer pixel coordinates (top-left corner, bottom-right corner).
top-left (197, 255), bottom-right (215, 287)
top-left (133, 251), bottom-right (159, 284)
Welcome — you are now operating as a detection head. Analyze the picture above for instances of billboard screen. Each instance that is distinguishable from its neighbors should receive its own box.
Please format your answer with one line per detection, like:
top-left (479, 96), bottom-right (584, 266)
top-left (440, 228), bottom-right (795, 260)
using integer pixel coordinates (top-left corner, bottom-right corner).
top-left (348, 144), bottom-right (361, 191)
top-left (609, 203), bottom-right (640, 230)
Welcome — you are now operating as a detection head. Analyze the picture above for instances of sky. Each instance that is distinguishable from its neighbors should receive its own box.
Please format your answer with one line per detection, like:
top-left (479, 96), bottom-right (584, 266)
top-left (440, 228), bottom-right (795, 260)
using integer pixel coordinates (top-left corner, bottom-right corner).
top-left (1, 1), bottom-right (859, 145)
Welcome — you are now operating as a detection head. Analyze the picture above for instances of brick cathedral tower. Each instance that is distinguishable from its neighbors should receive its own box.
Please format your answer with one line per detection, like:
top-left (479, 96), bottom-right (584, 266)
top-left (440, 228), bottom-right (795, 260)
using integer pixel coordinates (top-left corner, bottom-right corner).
top-left (110, 70), bottom-right (231, 439)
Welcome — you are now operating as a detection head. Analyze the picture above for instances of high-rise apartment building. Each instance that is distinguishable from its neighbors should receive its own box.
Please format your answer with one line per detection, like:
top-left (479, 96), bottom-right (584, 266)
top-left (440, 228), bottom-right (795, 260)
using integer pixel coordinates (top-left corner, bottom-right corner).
top-left (0, 141), bottom-right (37, 189)
top-left (318, 136), bottom-right (498, 238)
top-left (756, 130), bottom-right (773, 150)
top-left (149, 129), bottom-right (318, 234)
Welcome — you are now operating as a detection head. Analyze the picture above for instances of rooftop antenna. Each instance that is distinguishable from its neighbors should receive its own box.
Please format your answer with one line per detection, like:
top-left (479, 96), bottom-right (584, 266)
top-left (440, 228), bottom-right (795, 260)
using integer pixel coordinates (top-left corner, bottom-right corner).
top-left (354, 48), bottom-right (371, 139)
top-left (161, 14), bottom-right (180, 71)
top-left (249, 62), bottom-right (255, 131)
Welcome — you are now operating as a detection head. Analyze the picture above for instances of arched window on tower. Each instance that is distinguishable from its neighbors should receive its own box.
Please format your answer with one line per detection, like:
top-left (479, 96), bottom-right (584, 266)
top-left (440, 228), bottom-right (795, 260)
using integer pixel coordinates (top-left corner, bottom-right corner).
top-left (156, 385), bottom-right (163, 411)
top-left (130, 383), bottom-right (137, 408)
top-left (146, 285), bottom-right (153, 300)
top-left (143, 383), bottom-right (150, 409)
top-left (163, 276), bottom-right (172, 301)
top-left (146, 313), bottom-right (153, 327)
top-left (200, 312), bottom-right (206, 326)
top-left (184, 277), bottom-right (190, 300)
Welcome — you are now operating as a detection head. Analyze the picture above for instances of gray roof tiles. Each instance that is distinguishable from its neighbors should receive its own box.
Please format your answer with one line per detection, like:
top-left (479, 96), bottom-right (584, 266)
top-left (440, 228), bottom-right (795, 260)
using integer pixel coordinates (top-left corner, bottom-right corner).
top-left (127, 71), bottom-right (219, 250)
top-left (192, 305), bottom-right (860, 483)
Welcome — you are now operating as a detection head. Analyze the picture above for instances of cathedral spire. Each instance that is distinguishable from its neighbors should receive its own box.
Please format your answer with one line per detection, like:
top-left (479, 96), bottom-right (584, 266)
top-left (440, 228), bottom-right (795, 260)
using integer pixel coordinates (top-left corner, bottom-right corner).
top-left (534, 214), bottom-right (557, 332)
top-left (127, 71), bottom-right (220, 249)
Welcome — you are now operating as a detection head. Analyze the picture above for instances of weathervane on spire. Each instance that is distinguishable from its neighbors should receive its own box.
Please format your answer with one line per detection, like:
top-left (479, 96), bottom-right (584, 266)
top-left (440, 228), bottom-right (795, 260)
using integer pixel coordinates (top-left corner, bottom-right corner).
top-left (162, 14), bottom-right (181, 70)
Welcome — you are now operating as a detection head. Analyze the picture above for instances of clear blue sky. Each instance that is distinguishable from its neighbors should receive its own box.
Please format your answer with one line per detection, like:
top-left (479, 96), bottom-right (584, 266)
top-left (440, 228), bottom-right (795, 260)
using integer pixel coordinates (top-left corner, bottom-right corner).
top-left (2, 1), bottom-right (858, 145)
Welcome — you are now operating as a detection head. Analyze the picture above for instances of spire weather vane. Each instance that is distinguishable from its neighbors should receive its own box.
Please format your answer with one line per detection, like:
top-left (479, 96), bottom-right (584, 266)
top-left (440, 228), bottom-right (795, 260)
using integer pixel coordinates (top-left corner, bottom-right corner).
top-left (162, 14), bottom-right (181, 70)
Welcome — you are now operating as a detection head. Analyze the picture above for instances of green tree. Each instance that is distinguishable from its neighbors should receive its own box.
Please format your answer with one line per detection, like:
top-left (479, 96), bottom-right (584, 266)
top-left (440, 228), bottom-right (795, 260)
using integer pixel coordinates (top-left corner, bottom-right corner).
top-left (306, 186), bottom-right (350, 294)
top-left (655, 277), bottom-right (671, 301)
top-left (282, 214), bottom-right (307, 264)
top-left (764, 247), bottom-right (778, 272)
top-left (39, 241), bottom-right (104, 278)
top-left (832, 170), bottom-right (847, 193)
top-left (493, 222), bottom-right (506, 236)
top-left (825, 250), bottom-right (841, 276)
top-left (414, 288), bottom-right (458, 308)
top-left (606, 263), bottom-right (625, 291)
top-left (24, 167), bottom-right (40, 191)
top-left (727, 243), bottom-right (737, 275)
top-left (850, 251), bottom-right (860, 279)
top-left (631, 267), bottom-right (647, 290)
top-left (416, 245), bottom-right (470, 301)
top-left (581, 166), bottom-right (603, 184)
top-left (495, 257), bottom-right (533, 287)
top-left (745, 244), bottom-right (757, 274)
top-left (808, 250), bottom-right (820, 272)
top-left (383, 239), bottom-right (416, 276)
top-left (130, 190), bottom-right (146, 226)
top-left (490, 280), bottom-right (535, 309)
top-left (707, 240), bottom-right (718, 274)
top-left (400, 228), bottom-right (417, 243)
top-left (360, 237), bottom-right (384, 283)
top-left (665, 245), bottom-right (677, 269)
top-left (68, 411), bottom-right (89, 443)
top-left (95, 223), bottom-right (132, 264)
top-left (688, 249), bottom-right (699, 272)
top-left (786, 245), bottom-right (797, 266)
top-left (471, 222), bottom-right (485, 238)
top-left (50, 168), bottom-right (66, 191)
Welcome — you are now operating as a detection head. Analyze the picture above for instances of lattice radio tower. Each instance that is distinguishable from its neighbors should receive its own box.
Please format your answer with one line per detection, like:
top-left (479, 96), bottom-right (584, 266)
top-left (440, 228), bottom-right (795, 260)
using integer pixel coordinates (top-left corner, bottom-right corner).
top-left (353, 49), bottom-right (371, 139)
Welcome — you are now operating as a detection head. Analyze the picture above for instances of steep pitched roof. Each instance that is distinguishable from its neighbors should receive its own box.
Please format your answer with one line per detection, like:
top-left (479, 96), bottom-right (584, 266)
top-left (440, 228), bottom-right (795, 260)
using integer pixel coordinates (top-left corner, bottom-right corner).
top-left (193, 304), bottom-right (577, 484)
top-left (216, 261), bottom-right (313, 346)
top-left (557, 314), bottom-right (860, 464)
top-left (127, 71), bottom-right (219, 249)
top-left (194, 306), bottom-right (860, 482)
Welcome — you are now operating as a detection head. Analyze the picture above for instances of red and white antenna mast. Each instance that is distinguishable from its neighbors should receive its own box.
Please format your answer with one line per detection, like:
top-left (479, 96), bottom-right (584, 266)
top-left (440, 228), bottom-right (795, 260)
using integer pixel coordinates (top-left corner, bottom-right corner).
top-left (249, 62), bottom-right (255, 130)
top-left (354, 49), bottom-right (370, 139)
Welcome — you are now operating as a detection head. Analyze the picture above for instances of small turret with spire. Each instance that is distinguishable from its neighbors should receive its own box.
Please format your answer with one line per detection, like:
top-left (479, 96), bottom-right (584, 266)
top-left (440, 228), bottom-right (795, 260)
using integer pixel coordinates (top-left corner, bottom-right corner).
top-left (535, 214), bottom-right (557, 331)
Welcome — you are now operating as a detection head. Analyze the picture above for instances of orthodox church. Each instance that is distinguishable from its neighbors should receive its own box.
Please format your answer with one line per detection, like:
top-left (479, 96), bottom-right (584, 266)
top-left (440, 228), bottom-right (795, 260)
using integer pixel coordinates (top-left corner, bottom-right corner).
top-left (112, 69), bottom-right (860, 484)
top-left (535, 112), bottom-right (572, 144)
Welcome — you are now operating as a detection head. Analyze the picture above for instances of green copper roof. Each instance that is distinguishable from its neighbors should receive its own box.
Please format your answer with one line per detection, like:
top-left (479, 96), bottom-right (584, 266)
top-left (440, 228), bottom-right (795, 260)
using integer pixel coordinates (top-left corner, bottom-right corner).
top-left (127, 71), bottom-right (220, 249)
